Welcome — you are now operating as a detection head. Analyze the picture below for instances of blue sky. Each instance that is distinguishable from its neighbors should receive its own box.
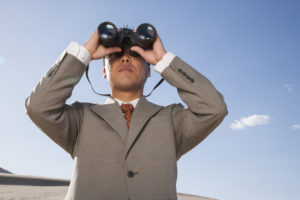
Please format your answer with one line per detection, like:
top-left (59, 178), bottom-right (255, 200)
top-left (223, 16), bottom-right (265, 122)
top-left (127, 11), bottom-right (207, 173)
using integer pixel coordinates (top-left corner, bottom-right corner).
top-left (0, 0), bottom-right (299, 200)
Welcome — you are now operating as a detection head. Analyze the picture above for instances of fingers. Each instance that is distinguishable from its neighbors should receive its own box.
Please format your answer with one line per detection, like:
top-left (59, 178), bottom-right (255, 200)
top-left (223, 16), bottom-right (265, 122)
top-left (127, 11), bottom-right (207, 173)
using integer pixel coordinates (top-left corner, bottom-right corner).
top-left (86, 30), bottom-right (99, 44)
top-left (90, 45), bottom-right (121, 60)
top-left (98, 46), bottom-right (121, 60)
top-left (107, 46), bottom-right (122, 54)
top-left (92, 30), bottom-right (99, 39)
top-left (154, 33), bottom-right (164, 48)
top-left (131, 46), bottom-right (157, 65)
top-left (130, 46), bottom-right (146, 57)
top-left (83, 30), bottom-right (100, 55)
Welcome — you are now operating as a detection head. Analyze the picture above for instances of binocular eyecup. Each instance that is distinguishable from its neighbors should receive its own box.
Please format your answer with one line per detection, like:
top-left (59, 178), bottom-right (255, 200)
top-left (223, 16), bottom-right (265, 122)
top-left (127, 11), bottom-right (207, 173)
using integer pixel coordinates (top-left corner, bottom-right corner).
top-left (97, 22), bottom-right (157, 50)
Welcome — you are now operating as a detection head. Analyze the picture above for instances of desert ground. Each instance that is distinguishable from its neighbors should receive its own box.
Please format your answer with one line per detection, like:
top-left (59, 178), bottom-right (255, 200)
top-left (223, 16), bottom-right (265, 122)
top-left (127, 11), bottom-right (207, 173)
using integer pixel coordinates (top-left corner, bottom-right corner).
top-left (0, 168), bottom-right (217, 200)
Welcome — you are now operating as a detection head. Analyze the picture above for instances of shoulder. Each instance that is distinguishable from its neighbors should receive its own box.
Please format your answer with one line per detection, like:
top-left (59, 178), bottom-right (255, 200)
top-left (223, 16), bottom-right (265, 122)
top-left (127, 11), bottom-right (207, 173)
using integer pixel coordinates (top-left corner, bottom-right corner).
top-left (70, 101), bottom-right (96, 110)
top-left (150, 101), bottom-right (185, 114)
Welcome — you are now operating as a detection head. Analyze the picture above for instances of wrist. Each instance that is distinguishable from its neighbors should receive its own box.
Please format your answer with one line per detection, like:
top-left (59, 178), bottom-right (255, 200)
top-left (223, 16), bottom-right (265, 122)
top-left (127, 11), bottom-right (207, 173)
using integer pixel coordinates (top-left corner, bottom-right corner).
top-left (154, 52), bottom-right (176, 73)
top-left (83, 43), bottom-right (94, 56)
top-left (155, 50), bottom-right (167, 65)
top-left (66, 42), bottom-right (91, 66)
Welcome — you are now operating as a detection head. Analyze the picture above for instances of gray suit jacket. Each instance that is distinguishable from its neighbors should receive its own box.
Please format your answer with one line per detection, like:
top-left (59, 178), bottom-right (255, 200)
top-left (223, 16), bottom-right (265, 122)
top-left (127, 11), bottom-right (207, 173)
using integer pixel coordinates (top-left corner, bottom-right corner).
top-left (25, 52), bottom-right (227, 200)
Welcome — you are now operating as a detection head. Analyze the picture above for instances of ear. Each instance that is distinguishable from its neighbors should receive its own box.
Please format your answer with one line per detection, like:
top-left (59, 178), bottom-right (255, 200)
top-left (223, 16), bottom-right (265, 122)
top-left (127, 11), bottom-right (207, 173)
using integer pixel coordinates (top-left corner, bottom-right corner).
top-left (103, 67), bottom-right (107, 79)
top-left (146, 65), bottom-right (151, 78)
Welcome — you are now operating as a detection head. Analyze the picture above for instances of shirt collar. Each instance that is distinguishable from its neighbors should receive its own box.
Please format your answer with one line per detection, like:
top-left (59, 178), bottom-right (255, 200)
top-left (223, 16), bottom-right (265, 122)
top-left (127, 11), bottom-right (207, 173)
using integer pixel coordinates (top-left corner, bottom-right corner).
top-left (105, 97), bottom-right (140, 108)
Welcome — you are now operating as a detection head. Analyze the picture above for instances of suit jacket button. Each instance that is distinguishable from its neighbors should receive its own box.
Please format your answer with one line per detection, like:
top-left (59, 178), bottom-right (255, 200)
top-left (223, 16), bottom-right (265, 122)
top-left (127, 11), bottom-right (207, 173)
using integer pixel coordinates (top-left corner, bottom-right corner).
top-left (127, 171), bottom-right (135, 178)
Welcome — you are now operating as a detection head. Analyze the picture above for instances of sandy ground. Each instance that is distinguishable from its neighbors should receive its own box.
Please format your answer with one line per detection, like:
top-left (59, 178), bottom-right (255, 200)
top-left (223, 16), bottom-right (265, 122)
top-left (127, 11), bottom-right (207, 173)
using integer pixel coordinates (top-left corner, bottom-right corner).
top-left (0, 185), bottom-right (215, 200)
top-left (0, 173), bottom-right (217, 200)
top-left (0, 185), bottom-right (68, 200)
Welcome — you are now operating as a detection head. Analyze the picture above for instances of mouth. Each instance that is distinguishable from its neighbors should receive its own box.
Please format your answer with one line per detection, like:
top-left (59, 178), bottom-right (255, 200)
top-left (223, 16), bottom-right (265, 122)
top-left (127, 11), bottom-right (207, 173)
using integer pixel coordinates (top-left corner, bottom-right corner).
top-left (118, 65), bottom-right (134, 72)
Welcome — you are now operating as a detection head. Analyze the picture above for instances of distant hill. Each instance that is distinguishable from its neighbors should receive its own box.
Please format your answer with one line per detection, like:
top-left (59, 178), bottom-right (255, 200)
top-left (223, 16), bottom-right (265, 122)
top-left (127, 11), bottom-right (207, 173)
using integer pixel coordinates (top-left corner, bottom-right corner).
top-left (0, 167), bottom-right (13, 174)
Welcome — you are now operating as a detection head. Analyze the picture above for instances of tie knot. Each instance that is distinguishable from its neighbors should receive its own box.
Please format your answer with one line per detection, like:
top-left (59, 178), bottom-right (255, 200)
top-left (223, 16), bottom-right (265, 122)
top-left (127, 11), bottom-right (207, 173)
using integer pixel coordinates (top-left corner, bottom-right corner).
top-left (121, 103), bottom-right (134, 113)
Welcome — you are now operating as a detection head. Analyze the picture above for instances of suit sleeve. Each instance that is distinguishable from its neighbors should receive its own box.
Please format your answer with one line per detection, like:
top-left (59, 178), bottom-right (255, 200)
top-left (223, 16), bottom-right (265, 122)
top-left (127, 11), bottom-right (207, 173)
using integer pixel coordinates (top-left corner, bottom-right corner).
top-left (161, 56), bottom-right (228, 160)
top-left (25, 52), bottom-right (86, 157)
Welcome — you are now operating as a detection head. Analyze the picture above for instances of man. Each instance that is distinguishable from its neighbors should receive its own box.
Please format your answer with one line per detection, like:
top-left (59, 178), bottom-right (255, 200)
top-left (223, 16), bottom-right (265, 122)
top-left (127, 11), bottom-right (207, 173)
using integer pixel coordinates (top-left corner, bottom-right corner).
top-left (25, 24), bottom-right (228, 200)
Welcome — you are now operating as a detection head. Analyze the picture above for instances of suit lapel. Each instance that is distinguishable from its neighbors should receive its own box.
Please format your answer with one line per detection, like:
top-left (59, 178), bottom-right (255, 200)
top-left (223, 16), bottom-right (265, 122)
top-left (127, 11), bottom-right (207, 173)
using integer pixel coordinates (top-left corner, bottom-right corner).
top-left (125, 97), bottom-right (163, 158)
top-left (90, 102), bottom-right (128, 144)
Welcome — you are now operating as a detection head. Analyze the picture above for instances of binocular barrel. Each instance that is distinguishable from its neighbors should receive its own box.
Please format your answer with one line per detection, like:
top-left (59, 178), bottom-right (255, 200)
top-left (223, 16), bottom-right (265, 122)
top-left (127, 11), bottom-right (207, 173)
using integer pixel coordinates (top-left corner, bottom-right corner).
top-left (97, 22), bottom-right (157, 50)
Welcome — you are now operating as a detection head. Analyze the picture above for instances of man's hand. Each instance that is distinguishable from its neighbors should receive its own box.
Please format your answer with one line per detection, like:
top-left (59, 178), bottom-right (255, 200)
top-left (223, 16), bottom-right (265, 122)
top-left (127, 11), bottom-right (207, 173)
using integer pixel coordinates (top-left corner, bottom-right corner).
top-left (83, 30), bottom-right (121, 60)
top-left (130, 32), bottom-right (167, 65)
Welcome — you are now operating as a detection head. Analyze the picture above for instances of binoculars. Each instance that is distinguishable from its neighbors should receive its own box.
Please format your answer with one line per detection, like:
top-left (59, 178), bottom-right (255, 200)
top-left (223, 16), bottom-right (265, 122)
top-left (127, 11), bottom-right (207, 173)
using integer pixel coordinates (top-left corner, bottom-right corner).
top-left (97, 22), bottom-right (157, 50)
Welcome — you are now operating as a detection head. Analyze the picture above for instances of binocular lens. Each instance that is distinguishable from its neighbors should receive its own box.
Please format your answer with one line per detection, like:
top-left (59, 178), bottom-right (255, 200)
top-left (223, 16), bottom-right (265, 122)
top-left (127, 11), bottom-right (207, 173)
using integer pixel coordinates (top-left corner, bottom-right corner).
top-left (137, 24), bottom-right (156, 41)
top-left (98, 22), bottom-right (117, 40)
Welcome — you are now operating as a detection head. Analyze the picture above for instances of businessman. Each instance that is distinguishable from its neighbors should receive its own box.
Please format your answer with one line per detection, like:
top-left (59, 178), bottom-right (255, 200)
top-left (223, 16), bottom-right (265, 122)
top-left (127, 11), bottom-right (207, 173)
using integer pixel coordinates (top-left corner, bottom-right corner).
top-left (25, 24), bottom-right (228, 200)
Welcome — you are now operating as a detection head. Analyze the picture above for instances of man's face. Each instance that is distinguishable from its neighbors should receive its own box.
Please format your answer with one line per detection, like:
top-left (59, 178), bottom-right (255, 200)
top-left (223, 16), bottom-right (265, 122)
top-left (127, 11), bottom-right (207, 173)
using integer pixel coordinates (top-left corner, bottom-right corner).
top-left (103, 48), bottom-right (150, 93)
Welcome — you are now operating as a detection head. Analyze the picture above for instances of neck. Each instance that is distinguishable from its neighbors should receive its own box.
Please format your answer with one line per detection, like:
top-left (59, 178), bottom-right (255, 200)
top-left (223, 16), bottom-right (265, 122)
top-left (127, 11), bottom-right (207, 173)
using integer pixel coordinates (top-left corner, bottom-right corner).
top-left (111, 90), bottom-right (143, 102)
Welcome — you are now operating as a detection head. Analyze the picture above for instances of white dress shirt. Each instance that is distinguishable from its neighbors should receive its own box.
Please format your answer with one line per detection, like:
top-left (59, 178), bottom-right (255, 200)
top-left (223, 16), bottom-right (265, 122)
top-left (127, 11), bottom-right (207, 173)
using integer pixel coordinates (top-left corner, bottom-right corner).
top-left (105, 97), bottom-right (140, 108)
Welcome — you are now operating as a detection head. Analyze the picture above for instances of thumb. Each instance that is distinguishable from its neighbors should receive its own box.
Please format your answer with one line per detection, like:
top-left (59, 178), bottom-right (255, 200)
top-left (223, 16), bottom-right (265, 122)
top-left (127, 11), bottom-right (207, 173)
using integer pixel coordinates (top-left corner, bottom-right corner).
top-left (130, 46), bottom-right (146, 57)
top-left (106, 46), bottom-right (122, 54)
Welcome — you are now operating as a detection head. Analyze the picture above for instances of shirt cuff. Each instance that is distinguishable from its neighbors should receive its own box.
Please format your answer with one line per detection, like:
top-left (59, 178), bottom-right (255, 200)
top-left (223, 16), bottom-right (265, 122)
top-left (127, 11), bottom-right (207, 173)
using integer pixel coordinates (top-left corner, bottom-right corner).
top-left (154, 52), bottom-right (176, 73)
top-left (66, 42), bottom-right (91, 66)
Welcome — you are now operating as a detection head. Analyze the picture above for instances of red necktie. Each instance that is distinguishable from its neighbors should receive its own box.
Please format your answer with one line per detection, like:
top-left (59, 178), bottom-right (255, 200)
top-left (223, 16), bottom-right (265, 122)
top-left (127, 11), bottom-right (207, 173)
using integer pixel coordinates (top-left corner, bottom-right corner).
top-left (121, 103), bottom-right (134, 127)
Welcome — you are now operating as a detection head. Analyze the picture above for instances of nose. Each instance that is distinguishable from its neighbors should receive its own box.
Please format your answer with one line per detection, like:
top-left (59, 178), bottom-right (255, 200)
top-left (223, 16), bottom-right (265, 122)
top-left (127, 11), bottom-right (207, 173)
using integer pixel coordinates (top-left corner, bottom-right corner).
top-left (121, 52), bottom-right (131, 64)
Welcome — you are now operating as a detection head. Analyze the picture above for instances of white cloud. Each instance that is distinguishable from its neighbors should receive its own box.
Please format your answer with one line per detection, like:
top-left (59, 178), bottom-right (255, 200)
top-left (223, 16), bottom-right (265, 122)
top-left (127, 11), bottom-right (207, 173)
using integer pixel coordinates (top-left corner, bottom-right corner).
top-left (283, 84), bottom-right (294, 92)
top-left (230, 120), bottom-right (246, 130)
top-left (230, 114), bottom-right (270, 130)
top-left (0, 56), bottom-right (6, 64)
top-left (291, 124), bottom-right (300, 130)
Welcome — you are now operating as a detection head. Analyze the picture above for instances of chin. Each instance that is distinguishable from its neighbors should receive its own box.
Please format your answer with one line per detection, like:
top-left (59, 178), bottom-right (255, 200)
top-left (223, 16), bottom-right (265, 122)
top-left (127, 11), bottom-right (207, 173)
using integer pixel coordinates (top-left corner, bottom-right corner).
top-left (112, 80), bottom-right (139, 91)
